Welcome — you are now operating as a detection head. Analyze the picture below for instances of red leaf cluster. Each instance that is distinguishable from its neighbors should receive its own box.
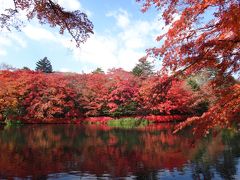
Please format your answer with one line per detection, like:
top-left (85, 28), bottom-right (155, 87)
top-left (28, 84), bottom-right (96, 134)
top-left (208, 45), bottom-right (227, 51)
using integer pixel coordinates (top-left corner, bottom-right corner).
top-left (0, 69), bottom-right (197, 122)
top-left (137, 0), bottom-right (240, 133)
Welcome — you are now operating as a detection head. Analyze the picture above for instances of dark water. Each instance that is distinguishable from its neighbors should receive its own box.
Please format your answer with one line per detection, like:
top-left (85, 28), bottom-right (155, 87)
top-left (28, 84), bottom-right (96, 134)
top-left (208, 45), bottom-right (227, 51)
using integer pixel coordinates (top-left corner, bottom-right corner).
top-left (0, 124), bottom-right (240, 179)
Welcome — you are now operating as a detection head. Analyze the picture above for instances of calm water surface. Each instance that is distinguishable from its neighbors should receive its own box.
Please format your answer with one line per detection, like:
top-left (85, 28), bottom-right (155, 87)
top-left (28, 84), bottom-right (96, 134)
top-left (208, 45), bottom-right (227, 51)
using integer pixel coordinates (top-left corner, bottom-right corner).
top-left (0, 124), bottom-right (240, 179)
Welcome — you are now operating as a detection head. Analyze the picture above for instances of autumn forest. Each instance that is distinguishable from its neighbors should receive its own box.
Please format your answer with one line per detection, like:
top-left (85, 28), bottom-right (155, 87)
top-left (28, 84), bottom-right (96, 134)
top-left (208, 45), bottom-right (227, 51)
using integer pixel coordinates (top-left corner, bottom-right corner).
top-left (0, 63), bottom-right (211, 120)
top-left (0, 0), bottom-right (238, 132)
top-left (0, 0), bottom-right (239, 179)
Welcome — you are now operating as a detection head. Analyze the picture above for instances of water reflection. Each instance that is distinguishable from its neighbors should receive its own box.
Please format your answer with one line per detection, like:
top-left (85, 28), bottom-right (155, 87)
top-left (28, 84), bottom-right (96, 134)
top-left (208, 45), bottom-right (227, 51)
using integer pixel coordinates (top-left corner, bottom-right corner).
top-left (0, 124), bottom-right (239, 179)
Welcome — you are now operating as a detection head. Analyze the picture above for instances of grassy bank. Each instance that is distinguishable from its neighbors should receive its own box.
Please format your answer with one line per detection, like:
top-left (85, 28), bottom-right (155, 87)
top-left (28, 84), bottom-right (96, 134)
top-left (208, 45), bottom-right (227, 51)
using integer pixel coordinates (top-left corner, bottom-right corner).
top-left (107, 118), bottom-right (150, 128)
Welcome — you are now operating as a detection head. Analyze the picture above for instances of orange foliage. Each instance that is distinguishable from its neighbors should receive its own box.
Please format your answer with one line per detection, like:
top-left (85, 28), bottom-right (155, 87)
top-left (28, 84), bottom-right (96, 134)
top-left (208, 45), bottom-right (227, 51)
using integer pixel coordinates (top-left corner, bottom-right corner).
top-left (0, 70), bottom-right (85, 121)
top-left (137, 0), bottom-right (240, 132)
top-left (107, 69), bottom-right (140, 115)
top-left (0, 69), bottom-right (203, 123)
top-left (175, 84), bottom-right (240, 134)
top-left (138, 75), bottom-right (194, 114)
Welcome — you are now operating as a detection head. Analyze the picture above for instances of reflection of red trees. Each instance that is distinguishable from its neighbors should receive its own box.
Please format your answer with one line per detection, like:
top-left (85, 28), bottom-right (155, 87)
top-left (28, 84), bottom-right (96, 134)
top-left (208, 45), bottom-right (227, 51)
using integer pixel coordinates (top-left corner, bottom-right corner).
top-left (0, 124), bottom-right (208, 178)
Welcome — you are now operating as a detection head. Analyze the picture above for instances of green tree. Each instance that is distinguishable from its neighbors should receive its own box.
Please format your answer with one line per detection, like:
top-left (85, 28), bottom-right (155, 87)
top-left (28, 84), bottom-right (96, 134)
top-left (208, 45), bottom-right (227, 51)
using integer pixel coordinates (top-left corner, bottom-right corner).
top-left (22, 66), bottom-right (31, 71)
top-left (35, 57), bottom-right (53, 73)
top-left (132, 58), bottom-right (154, 78)
top-left (92, 67), bottom-right (104, 74)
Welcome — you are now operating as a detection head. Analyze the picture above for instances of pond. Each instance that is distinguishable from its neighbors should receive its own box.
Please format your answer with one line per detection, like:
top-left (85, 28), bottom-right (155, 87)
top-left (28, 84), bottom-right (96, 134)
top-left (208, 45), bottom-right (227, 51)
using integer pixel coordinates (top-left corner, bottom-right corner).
top-left (0, 124), bottom-right (240, 179)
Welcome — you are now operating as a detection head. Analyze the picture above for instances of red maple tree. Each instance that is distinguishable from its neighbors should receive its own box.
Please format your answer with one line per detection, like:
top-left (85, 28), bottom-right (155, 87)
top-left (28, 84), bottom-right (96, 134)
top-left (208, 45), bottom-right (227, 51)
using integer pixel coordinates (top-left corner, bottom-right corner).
top-left (137, 0), bottom-right (240, 133)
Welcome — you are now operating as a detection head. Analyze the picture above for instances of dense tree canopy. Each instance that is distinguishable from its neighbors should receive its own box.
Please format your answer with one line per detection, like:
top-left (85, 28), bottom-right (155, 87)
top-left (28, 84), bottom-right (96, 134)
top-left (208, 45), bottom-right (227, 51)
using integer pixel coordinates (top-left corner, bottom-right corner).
top-left (0, 70), bottom-right (202, 121)
top-left (0, 0), bottom-right (94, 47)
top-left (137, 0), bottom-right (239, 78)
top-left (137, 0), bottom-right (240, 133)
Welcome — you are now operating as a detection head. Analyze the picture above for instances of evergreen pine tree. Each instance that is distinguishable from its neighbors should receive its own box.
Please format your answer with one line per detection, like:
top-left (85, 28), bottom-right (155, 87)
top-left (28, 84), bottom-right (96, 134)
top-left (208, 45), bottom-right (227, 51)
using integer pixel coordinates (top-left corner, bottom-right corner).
top-left (132, 58), bottom-right (154, 78)
top-left (35, 57), bottom-right (53, 73)
top-left (92, 67), bottom-right (104, 74)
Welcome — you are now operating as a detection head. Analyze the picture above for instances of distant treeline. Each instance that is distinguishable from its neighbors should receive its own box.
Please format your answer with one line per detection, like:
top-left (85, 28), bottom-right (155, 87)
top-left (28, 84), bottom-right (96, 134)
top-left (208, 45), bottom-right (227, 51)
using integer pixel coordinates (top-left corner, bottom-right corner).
top-left (0, 69), bottom-right (214, 122)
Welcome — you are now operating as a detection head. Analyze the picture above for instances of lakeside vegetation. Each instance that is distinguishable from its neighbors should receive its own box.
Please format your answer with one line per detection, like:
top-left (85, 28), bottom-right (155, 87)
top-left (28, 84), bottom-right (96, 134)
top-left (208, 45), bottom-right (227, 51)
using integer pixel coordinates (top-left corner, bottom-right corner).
top-left (0, 67), bottom-right (215, 123)
top-left (107, 118), bottom-right (150, 128)
top-left (0, 0), bottom-right (239, 178)
top-left (0, 62), bottom-right (238, 134)
top-left (0, 0), bottom-right (239, 135)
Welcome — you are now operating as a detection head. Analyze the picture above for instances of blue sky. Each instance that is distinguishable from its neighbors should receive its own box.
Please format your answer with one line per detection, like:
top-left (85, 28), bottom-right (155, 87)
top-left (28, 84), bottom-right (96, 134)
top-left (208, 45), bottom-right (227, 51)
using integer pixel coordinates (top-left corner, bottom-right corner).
top-left (0, 0), bottom-right (165, 73)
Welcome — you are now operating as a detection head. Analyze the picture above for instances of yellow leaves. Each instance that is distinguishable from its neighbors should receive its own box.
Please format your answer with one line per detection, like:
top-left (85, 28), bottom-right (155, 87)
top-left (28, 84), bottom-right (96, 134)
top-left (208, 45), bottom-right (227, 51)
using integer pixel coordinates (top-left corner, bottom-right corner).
top-left (11, 99), bottom-right (18, 108)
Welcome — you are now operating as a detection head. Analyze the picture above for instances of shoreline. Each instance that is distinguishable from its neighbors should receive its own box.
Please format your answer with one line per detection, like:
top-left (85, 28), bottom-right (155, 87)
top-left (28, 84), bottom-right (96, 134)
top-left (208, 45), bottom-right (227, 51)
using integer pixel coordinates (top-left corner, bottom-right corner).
top-left (0, 115), bottom-right (188, 125)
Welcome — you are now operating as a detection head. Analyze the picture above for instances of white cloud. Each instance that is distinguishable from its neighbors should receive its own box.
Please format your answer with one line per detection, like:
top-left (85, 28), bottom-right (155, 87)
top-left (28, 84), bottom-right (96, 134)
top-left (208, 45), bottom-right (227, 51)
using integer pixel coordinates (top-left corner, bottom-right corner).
top-left (60, 35), bottom-right (119, 70)
top-left (57, 0), bottom-right (92, 17)
top-left (57, 0), bottom-right (81, 11)
top-left (59, 68), bottom-right (71, 72)
top-left (0, 36), bottom-right (12, 46)
top-left (0, 0), bottom-right (14, 11)
top-left (57, 9), bottom-right (165, 72)
top-left (0, 49), bottom-right (7, 56)
top-left (0, 31), bottom-right (27, 58)
top-left (0, 4), bottom-right (165, 73)
top-left (23, 25), bottom-right (56, 41)
top-left (106, 9), bottom-right (130, 29)
top-left (59, 33), bottom-right (143, 72)
top-left (9, 34), bottom-right (27, 48)
top-left (0, 0), bottom-right (83, 12)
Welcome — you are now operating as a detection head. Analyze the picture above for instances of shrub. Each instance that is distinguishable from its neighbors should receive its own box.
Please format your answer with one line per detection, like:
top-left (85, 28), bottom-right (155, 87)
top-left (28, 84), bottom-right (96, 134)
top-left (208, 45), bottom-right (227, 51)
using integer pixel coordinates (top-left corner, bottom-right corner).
top-left (107, 118), bottom-right (150, 128)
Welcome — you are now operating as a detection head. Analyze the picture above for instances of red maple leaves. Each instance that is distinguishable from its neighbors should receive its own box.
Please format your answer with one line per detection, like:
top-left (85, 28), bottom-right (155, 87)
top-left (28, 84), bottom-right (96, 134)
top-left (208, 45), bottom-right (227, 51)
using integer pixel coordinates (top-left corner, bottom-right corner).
top-left (137, 0), bottom-right (240, 132)
top-left (0, 69), bottom-right (197, 122)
